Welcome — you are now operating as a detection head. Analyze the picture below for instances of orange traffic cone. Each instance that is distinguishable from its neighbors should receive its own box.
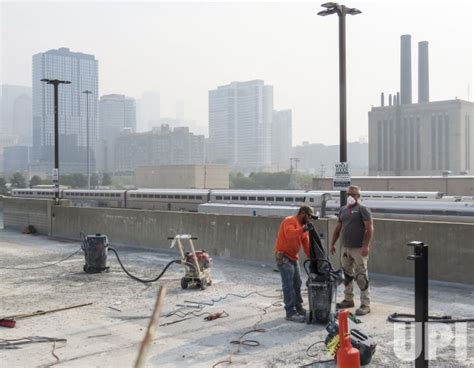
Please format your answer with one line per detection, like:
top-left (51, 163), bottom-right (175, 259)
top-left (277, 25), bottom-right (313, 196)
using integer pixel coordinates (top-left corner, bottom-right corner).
top-left (337, 309), bottom-right (360, 368)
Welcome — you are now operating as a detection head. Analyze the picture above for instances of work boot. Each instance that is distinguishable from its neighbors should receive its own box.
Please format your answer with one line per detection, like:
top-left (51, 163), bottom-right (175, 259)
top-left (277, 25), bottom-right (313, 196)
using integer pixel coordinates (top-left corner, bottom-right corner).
top-left (336, 300), bottom-right (355, 309)
top-left (296, 306), bottom-right (307, 316)
top-left (355, 305), bottom-right (371, 316)
top-left (286, 313), bottom-right (305, 323)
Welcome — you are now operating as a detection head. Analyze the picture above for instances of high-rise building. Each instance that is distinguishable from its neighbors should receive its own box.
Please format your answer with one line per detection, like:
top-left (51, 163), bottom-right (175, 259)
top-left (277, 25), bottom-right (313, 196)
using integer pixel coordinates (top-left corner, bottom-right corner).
top-left (1, 84), bottom-right (32, 145)
top-left (32, 47), bottom-right (98, 175)
top-left (271, 109), bottom-right (292, 169)
top-left (137, 91), bottom-right (160, 132)
top-left (114, 125), bottom-right (205, 173)
top-left (97, 94), bottom-right (136, 173)
top-left (3, 146), bottom-right (30, 176)
top-left (208, 80), bottom-right (273, 171)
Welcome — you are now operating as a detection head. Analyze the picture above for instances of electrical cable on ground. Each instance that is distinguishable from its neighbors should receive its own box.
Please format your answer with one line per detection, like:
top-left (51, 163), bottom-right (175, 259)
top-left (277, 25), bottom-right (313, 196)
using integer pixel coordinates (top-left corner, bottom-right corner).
top-left (0, 337), bottom-right (67, 350)
top-left (387, 312), bottom-right (474, 323)
top-left (212, 300), bottom-right (282, 368)
top-left (0, 249), bottom-right (82, 270)
top-left (298, 340), bottom-right (335, 366)
top-left (162, 291), bottom-right (281, 319)
top-left (108, 247), bottom-right (196, 284)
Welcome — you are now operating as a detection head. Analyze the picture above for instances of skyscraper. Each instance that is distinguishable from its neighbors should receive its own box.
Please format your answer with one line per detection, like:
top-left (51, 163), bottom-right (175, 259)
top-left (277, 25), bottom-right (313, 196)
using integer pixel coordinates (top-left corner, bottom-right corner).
top-left (97, 94), bottom-right (136, 173)
top-left (208, 80), bottom-right (273, 171)
top-left (271, 109), bottom-right (292, 169)
top-left (137, 91), bottom-right (160, 132)
top-left (32, 47), bottom-right (98, 175)
top-left (1, 84), bottom-right (32, 145)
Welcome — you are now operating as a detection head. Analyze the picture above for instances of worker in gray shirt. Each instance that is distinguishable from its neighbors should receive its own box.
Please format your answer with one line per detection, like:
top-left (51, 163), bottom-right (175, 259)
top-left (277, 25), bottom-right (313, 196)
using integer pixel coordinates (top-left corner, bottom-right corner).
top-left (330, 185), bottom-right (374, 316)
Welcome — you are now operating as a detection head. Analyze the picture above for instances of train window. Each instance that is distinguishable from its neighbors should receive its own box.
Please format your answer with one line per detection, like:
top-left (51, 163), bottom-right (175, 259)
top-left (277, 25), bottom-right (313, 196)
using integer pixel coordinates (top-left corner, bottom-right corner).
top-left (296, 197), bottom-right (305, 202)
top-left (159, 194), bottom-right (165, 198)
top-left (276, 197), bottom-right (284, 202)
top-left (216, 196), bottom-right (223, 200)
top-left (174, 195), bottom-right (180, 199)
top-left (249, 196), bottom-right (256, 201)
top-left (310, 198), bottom-right (314, 202)
top-left (196, 196), bottom-right (203, 200)
top-left (167, 195), bottom-right (173, 199)
top-left (189, 195), bottom-right (195, 199)
top-left (232, 196), bottom-right (238, 200)
top-left (131, 194), bottom-right (136, 198)
top-left (266, 197), bottom-right (275, 201)
top-left (152, 194), bottom-right (158, 198)
top-left (137, 194), bottom-right (142, 198)
top-left (224, 196), bottom-right (230, 200)
top-left (240, 196), bottom-right (248, 200)
top-left (285, 197), bottom-right (293, 202)
top-left (257, 196), bottom-right (265, 201)
top-left (182, 195), bottom-right (188, 199)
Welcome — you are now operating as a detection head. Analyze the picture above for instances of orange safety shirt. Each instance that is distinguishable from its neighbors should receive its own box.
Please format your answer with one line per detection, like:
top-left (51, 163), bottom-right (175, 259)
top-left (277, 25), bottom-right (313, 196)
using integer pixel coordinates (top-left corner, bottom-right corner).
top-left (274, 216), bottom-right (310, 261)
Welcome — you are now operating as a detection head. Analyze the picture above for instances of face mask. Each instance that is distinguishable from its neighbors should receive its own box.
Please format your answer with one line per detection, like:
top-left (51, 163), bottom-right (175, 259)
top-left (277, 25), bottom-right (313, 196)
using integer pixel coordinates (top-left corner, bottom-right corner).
top-left (347, 196), bottom-right (357, 206)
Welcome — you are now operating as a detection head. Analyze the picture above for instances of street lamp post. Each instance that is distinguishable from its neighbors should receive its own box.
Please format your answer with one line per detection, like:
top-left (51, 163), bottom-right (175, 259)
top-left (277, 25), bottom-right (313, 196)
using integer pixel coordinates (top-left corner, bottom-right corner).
top-left (82, 90), bottom-right (92, 189)
top-left (41, 79), bottom-right (71, 201)
top-left (318, 2), bottom-right (361, 207)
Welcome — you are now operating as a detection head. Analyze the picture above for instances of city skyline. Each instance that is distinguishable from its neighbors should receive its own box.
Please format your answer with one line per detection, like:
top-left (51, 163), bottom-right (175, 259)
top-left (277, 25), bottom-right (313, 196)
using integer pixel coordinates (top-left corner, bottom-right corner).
top-left (2, 1), bottom-right (472, 146)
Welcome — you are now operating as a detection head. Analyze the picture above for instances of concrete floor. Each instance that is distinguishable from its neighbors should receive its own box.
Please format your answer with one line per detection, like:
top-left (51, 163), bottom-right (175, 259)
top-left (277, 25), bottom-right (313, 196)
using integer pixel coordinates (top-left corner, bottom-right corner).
top-left (0, 226), bottom-right (473, 367)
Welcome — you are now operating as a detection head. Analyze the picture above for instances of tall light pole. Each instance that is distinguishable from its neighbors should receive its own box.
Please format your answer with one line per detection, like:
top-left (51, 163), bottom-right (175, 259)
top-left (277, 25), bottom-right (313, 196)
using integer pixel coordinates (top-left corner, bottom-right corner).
top-left (41, 78), bottom-right (71, 201)
top-left (82, 90), bottom-right (92, 189)
top-left (318, 2), bottom-right (361, 206)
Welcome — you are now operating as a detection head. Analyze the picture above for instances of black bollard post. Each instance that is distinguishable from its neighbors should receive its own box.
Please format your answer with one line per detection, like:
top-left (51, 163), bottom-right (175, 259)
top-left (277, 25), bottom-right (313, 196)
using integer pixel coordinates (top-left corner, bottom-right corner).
top-left (407, 241), bottom-right (429, 368)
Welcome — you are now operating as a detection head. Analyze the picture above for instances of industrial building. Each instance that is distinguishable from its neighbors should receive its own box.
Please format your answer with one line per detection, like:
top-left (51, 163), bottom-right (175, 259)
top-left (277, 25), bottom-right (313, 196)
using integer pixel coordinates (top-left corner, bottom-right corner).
top-left (368, 35), bottom-right (474, 176)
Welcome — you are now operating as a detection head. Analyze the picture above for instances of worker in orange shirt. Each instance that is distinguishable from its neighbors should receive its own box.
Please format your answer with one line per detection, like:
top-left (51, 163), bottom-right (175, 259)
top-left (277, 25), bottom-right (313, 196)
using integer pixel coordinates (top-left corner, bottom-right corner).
top-left (275, 204), bottom-right (317, 322)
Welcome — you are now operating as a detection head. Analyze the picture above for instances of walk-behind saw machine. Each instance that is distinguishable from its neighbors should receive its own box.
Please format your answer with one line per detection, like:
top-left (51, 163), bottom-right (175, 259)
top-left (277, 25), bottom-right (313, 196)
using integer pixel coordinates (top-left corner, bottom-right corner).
top-left (304, 226), bottom-right (376, 365)
top-left (304, 226), bottom-right (343, 324)
top-left (80, 232), bottom-right (212, 289)
top-left (169, 234), bottom-right (213, 290)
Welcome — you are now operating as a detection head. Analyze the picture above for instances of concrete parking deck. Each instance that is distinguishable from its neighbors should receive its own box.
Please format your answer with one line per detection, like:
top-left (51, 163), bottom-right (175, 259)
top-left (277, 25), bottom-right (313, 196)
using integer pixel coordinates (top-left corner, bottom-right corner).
top-left (0, 229), bottom-right (473, 367)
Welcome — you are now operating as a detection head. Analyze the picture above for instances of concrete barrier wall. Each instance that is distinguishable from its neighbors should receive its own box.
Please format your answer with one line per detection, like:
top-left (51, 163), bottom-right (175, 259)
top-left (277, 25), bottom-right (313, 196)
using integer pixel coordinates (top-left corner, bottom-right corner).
top-left (327, 217), bottom-right (474, 284)
top-left (3, 197), bottom-right (53, 235)
top-left (50, 206), bottom-right (330, 263)
top-left (3, 199), bottom-right (473, 284)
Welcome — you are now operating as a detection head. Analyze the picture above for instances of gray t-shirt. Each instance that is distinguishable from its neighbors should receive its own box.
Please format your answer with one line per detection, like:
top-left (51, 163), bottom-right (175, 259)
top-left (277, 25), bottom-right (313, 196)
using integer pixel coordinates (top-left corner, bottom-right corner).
top-left (338, 204), bottom-right (372, 248)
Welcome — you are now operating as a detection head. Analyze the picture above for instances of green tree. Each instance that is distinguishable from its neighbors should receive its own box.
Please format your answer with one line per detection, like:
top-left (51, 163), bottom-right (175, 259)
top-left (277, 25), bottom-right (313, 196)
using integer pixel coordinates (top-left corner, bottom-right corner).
top-left (29, 175), bottom-right (43, 188)
top-left (10, 172), bottom-right (27, 188)
top-left (0, 177), bottom-right (8, 195)
top-left (230, 171), bottom-right (291, 189)
top-left (101, 173), bottom-right (112, 186)
top-left (61, 173), bottom-right (87, 188)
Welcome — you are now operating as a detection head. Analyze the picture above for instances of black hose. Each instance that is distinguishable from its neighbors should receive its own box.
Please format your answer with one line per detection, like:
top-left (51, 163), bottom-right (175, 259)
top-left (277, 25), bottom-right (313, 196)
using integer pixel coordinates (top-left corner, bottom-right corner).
top-left (388, 312), bottom-right (474, 323)
top-left (108, 247), bottom-right (196, 283)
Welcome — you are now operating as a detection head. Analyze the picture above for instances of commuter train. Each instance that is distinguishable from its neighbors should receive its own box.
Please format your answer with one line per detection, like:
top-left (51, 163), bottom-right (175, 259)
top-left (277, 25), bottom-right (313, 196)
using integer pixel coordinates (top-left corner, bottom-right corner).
top-left (9, 188), bottom-right (474, 222)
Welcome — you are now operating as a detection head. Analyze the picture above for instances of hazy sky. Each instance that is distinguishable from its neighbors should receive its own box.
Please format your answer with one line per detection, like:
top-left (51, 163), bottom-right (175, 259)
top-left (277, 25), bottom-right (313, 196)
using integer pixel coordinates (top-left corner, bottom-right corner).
top-left (1, 0), bottom-right (472, 145)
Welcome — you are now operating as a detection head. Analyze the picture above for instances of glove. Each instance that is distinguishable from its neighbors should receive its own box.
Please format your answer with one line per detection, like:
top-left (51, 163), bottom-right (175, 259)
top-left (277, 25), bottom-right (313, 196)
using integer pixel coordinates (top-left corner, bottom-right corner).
top-left (303, 222), bottom-right (314, 232)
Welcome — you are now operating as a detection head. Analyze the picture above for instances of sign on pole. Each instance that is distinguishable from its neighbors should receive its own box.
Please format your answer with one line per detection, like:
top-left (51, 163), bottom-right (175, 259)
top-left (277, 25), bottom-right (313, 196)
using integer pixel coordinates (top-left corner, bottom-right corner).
top-left (333, 162), bottom-right (351, 191)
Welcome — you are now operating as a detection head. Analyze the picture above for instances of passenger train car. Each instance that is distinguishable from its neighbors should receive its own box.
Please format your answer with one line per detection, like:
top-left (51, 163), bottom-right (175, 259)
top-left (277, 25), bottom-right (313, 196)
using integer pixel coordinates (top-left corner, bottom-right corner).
top-left (126, 189), bottom-right (210, 211)
top-left (325, 198), bottom-right (474, 223)
top-left (9, 188), bottom-right (474, 222)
